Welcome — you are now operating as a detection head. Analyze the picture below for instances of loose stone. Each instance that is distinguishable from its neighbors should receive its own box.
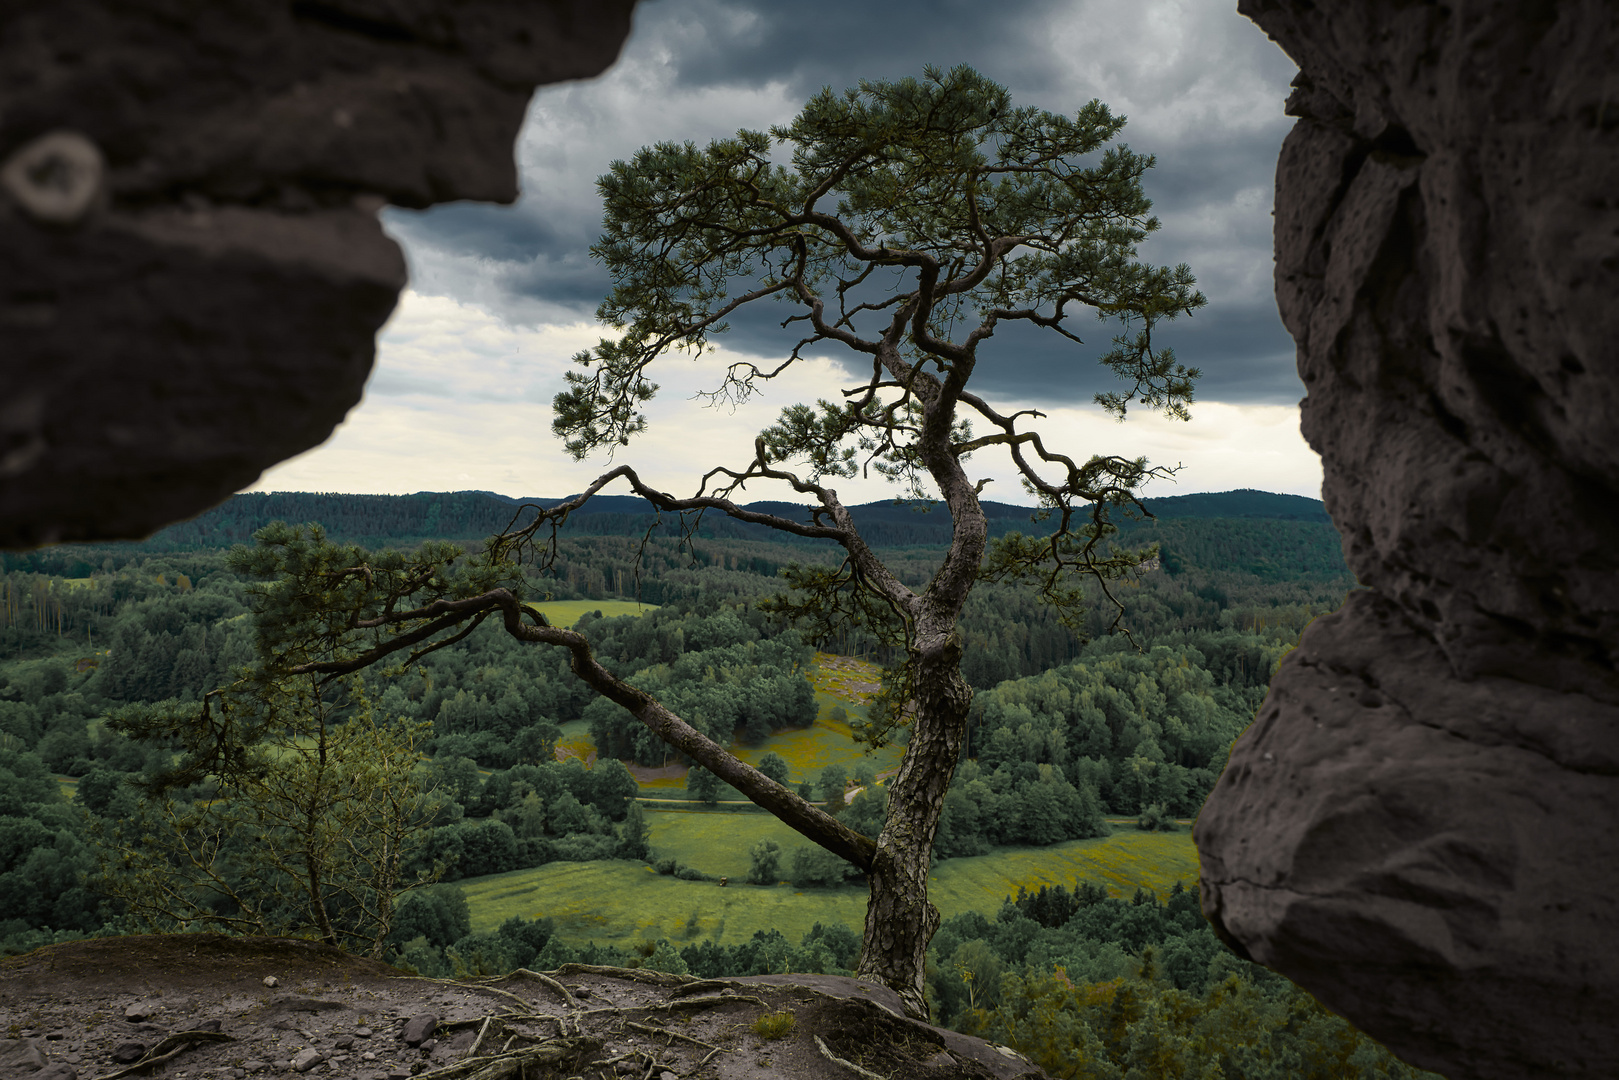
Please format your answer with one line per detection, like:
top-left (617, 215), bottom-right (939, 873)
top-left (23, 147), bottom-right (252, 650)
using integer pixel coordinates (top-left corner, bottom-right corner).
top-left (110, 1041), bottom-right (147, 1064)
top-left (400, 1014), bottom-right (438, 1047)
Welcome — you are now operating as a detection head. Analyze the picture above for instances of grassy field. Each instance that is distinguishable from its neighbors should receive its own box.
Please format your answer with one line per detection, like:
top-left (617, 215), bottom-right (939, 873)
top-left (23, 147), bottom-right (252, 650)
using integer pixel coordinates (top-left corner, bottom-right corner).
top-left (644, 809), bottom-right (1200, 899)
top-left (808, 653), bottom-right (880, 704)
top-left (468, 625), bottom-right (1203, 951)
top-left (549, 651), bottom-right (900, 791)
top-left (528, 599), bottom-right (660, 626)
top-left (460, 860), bottom-right (866, 947)
top-left (460, 815), bottom-right (1201, 946)
top-left (722, 695), bottom-right (901, 785)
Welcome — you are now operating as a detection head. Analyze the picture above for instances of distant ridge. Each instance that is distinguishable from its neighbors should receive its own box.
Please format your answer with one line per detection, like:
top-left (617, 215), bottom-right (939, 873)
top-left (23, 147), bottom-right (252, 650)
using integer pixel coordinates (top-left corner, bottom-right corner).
top-left (1140, 489), bottom-right (1330, 523)
top-left (129, 488), bottom-right (1332, 551)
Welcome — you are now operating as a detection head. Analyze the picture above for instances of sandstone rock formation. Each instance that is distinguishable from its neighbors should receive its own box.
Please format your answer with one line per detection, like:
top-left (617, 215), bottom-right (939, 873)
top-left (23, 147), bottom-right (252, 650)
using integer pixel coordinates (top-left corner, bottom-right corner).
top-left (0, 0), bottom-right (637, 548)
top-left (1197, 3), bottom-right (1619, 1078)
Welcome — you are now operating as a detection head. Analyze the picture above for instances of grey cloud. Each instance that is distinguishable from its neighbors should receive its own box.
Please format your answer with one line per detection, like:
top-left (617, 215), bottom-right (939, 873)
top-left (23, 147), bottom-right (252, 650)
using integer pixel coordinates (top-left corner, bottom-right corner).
top-left (385, 201), bottom-right (568, 263)
top-left (385, 0), bottom-right (1302, 404)
top-left (633, 0), bottom-right (1051, 98)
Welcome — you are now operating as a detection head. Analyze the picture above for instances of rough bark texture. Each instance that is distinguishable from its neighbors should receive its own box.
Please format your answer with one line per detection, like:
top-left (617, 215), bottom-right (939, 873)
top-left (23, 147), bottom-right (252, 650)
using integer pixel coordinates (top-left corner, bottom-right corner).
top-left (855, 633), bottom-right (973, 1021)
top-left (0, 0), bottom-right (637, 548)
top-left (1197, 4), bottom-right (1619, 1078)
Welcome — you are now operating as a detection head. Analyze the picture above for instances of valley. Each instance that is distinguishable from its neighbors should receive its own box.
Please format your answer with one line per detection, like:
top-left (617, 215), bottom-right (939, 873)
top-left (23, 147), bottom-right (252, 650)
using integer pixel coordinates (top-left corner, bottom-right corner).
top-left (458, 826), bottom-right (1200, 949)
top-left (0, 489), bottom-right (1442, 1077)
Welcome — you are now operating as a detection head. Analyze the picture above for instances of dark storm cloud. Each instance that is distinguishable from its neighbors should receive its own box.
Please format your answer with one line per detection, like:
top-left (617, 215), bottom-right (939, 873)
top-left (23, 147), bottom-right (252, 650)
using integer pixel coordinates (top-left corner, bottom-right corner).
top-left (382, 0), bottom-right (1303, 403)
top-left (631, 0), bottom-right (1056, 99)
top-left (387, 200), bottom-right (563, 262)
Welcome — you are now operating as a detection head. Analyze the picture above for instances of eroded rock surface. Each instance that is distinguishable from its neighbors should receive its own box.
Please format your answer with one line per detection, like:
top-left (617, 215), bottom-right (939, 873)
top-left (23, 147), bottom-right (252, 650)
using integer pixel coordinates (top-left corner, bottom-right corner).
top-left (0, 935), bottom-right (1045, 1080)
top-left (0, 0), bottom-right (637, 547)
top-left (1198, 3), bottom-right (1619, 1078)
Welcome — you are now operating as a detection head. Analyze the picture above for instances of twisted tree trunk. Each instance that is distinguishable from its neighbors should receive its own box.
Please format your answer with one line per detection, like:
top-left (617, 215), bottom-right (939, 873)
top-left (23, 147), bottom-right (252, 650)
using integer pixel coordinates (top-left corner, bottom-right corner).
top-left (848, 330), bottom-right (989, 1017)
top-left (854, 631), bottom-right (973, 1018)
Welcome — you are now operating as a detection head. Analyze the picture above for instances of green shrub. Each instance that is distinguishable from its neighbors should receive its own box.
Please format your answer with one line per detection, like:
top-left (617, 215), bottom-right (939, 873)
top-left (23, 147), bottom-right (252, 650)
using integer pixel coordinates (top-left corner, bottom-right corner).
top-left (746, 839), bottom-right (782, 885)
top-left (753, 1010), bottom-right (796, 1040)
top-left (788, 844), bottom-right (856, 888)
top-left (1137, 802), bottom-right (1177, 832)
top-left (643, 939), bottom-right (689, 975)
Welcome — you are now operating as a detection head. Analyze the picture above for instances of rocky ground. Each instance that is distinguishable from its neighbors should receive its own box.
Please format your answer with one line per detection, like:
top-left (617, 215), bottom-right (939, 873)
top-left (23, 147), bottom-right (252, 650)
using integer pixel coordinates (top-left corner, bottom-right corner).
top-left (0, 936), bottom-right (1046, 1080)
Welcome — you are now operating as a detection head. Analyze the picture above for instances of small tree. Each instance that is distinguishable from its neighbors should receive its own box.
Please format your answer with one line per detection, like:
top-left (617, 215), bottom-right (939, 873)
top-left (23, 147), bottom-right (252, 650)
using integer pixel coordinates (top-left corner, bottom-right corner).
top-left (217, 65), bottom-right (1202, 1016)
top-left (748, 838), bottom-right (783, 885)
top-left (686, 765), bottom-right (721, 805)
top-left (757, 751), bottom-right (791, 786)
top-left (1137, 801), bottom-right (1177, 832)
top-left (511, 721), bottom-right (562, 766)
top-left (617, 800), bottom-right (652, 860)
top-left (99, 675), bottom-right (440, 956)
top-left (818, 763), bottom-right (849, 807)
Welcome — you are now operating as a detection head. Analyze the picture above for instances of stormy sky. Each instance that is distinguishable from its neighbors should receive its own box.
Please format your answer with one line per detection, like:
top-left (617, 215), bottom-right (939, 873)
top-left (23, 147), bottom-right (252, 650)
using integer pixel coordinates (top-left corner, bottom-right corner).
top-left (252, 0), bottom-right (1319, 503)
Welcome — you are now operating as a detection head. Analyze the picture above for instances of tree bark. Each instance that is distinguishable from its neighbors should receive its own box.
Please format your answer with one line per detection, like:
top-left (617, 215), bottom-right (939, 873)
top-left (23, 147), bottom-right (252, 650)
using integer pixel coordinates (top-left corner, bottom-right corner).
top-left (853, 630), bottom-right (973, 1018)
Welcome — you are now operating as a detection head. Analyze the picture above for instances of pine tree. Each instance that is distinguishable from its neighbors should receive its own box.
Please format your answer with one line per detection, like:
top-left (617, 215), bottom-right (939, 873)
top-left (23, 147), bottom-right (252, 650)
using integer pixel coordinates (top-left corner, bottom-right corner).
top-left (212, 66), bottom-right (1204, 1016)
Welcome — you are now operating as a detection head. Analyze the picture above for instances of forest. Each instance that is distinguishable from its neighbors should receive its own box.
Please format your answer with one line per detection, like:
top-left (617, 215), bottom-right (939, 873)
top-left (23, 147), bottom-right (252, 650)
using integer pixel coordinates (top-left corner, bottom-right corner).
top-left (0, 489), bottom-right (1441, 1077)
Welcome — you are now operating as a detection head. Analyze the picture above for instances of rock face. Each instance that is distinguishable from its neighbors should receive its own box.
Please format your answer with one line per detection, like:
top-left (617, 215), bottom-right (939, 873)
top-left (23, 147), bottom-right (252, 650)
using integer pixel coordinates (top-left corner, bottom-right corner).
top-left (0, 0), bottom-right (637, 548)
top-left (1197, 3), bottom-right (1619, 1079)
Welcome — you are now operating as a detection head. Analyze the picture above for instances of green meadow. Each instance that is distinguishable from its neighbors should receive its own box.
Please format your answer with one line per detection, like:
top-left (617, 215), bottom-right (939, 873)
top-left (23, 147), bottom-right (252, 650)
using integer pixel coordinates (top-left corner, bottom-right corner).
top-left (459, 813), bottom-right (1201, 946)
top-left (643, 808), bottom-right (1199, 893)
top-left (528, 599), bottom-right (660, 626)
top-left (466, 640), bottom-right (1200, 948)
top-left (715, 699), bottom-right (902, 785)
top-left (551, 652), bottom-right (904, 788)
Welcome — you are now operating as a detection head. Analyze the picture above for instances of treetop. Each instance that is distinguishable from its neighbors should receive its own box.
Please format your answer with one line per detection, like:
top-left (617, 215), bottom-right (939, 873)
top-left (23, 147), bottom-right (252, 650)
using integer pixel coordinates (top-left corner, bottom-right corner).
top-left (559, 64), bottom-right (1203, 471)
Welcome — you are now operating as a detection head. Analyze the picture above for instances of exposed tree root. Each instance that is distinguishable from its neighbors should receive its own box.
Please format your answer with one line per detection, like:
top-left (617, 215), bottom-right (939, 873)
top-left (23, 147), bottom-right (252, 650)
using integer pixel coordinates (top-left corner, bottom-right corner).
top-left (815, 1034), bottom-right (889, 1080)
top-left (412, 1035), bottom-right (603, 1080)
top-left (624, 1019), bottom-right (720, 1051)
top-left (95, 1030), bottom-right (234, 1080)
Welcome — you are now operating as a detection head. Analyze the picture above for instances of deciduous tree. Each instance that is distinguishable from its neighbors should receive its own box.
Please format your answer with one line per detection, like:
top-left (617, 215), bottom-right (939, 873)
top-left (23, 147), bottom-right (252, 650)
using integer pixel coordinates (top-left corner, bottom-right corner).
top-left (747, 838), bottom-right (783, 885)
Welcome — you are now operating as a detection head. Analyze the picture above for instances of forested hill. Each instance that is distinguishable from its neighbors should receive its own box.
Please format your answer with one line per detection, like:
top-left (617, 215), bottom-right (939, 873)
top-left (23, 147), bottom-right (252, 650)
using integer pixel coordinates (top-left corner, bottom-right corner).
top-left (103, 487), bottom-right (1333, 552)
top-left (1137, 489), bottom-right (1329, 523)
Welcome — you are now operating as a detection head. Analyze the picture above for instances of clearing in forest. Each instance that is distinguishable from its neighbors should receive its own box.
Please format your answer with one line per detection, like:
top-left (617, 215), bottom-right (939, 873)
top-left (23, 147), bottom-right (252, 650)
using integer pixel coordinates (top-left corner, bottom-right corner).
top-left (526, 599), bottom-right (660, 626)
top-left (555, 650), bottom-right (903, 791)
top-left (459, 821), bottom-right (1201, 945)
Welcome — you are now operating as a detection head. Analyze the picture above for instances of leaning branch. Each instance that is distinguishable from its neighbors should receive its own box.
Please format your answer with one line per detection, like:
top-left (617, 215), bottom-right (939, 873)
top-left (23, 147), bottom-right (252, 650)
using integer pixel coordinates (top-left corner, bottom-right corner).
top-left (279, 587), bottom-right (877, 872)
top-left (525, 465), bottom-right (846, 542)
